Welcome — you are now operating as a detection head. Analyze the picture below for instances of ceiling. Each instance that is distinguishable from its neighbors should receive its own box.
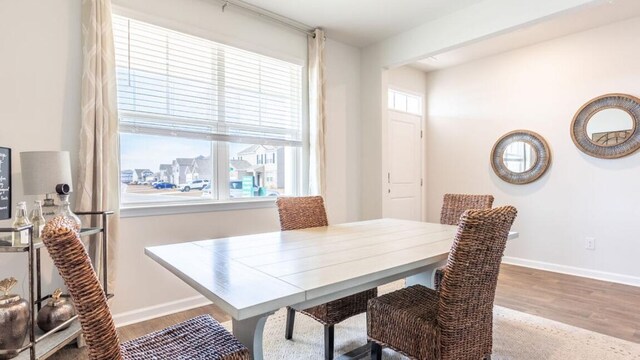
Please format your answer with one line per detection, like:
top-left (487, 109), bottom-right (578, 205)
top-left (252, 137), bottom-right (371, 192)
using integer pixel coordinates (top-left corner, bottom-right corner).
top-left (412, 0), bottom-right (640, 72)
top-left (234, 0), bottom-right (484, 47)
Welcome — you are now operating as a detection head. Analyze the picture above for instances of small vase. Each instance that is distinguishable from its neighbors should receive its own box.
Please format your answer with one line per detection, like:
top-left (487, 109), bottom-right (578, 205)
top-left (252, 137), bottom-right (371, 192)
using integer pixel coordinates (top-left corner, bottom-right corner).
top-left (37, 289), bottom-right (75, 333)
top-left (0, 278), bottom-right (29, 360)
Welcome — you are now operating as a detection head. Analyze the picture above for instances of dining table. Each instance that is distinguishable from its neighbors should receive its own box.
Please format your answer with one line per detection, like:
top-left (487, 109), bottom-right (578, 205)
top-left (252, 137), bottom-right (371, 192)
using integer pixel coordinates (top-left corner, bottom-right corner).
top-left (145, 218), bottom-right (519, 360)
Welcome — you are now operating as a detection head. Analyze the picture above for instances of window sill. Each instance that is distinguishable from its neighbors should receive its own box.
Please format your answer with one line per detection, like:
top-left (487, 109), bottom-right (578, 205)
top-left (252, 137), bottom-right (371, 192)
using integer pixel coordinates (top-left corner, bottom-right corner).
top-left (120, 198), bottom-right (277, 218)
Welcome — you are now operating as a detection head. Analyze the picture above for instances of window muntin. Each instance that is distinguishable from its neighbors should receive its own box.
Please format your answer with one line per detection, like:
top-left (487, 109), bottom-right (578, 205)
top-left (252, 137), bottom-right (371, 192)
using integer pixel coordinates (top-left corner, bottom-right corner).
top-left (114, 15), bottom-right (303, 206)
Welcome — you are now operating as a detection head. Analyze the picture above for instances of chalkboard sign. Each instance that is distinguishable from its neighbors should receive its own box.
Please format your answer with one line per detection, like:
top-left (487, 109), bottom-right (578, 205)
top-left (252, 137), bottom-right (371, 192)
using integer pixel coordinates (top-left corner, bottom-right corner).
top-left (0, 147), bottom-right (10, 220)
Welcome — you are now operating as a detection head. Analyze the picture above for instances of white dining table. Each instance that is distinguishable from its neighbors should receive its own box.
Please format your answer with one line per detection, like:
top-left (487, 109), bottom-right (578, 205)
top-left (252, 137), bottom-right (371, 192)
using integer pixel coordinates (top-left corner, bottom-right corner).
top-left (145, 218), bottom-right (518, 360)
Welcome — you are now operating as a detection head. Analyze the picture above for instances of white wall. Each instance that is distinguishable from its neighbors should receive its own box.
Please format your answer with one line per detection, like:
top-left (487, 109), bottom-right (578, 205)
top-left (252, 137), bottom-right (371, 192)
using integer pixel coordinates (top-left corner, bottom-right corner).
top-left (424, 16), bottom-right (640, 284)
top-left (0, 0), bottom-right (362, 324)
top-left (360, 0), bottom-right (600, 220)
top-left (0, 1), bottom-right (81, 297)
top-left (324, 39), bottom-right (362, 223)
top-left (387, 66), bottom-right (427, 96)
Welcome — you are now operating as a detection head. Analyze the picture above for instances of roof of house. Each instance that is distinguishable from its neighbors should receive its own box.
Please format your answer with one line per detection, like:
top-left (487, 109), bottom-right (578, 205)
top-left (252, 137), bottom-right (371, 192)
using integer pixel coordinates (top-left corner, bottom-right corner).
top-left (230, 159), bottom-right (253, 170)
top-left (192, 157), bottom-right (212, 177)
top-left (237, 144), bottom-right (278, 156)
top-left (173, 158), bottom-right (194, 167)
top-left (134, 169), bottom-right (153, 177)
top-left (159, 164), bottom-right (172, 172)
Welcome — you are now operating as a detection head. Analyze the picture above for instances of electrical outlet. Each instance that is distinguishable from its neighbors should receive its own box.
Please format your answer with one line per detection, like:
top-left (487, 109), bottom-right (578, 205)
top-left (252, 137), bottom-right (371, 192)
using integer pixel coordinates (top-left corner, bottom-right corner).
top-left (585, 237), bottom-right (596, 250)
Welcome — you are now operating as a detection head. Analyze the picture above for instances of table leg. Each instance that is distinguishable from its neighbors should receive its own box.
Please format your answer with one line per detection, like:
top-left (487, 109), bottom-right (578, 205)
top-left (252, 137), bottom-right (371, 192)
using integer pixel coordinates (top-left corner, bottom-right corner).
top-left (232, 312), bottom-right (272, 360)
top-left (405, 259), bottom-right (447, 288)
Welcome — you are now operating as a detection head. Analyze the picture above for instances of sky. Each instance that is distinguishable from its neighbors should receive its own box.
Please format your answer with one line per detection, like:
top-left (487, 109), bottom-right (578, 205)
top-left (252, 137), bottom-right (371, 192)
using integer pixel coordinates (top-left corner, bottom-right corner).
top-left (121, 133), bottom-right (210, 171)
top-left (121, 133), bottom-right (250, 171)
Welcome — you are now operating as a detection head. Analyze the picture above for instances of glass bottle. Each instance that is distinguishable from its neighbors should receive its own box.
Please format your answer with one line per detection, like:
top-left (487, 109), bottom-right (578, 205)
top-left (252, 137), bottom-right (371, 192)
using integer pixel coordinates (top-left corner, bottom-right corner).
top-left (55, 194), bottom-right (81, 232)
top-left (29, 200), bottom-right (46, 243)
top-left (12, 202), bottom-right (31, 246)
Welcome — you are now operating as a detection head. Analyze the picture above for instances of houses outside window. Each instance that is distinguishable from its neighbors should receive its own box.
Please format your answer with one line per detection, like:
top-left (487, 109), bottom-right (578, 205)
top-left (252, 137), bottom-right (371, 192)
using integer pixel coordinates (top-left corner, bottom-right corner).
top-left (114, 15), bottom-right (302, 206)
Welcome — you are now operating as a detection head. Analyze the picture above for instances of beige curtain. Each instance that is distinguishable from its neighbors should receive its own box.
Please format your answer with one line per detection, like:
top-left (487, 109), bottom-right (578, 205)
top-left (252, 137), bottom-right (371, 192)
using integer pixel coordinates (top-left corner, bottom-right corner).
top-left (76, 0), bottom-right (119, 292)
top-left (308, 29), bottom-right (326, 196)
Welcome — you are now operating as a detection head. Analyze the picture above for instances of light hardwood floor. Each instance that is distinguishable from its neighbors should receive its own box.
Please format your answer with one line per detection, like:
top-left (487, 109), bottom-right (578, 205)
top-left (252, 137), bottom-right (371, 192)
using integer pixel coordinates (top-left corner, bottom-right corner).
top-left (495, 264), bottom-right (640, 343)
top-left (49, 264), bottom-right (640, 359)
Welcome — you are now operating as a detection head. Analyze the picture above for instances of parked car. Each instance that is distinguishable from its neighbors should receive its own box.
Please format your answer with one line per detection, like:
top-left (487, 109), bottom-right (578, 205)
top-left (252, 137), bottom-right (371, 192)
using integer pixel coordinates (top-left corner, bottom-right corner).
top-left (153, 182), bottom-right (177, 189)
top-left (265, 190), bottom-right (279, 196)
top-left (178, 179), bottom-right (209, 192)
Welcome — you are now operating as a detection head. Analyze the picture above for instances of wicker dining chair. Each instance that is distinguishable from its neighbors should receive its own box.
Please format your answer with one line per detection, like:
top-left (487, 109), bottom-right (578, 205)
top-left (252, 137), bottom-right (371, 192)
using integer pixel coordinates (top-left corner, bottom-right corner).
top-left (435, 194), bottom-right (495, 290)
top-left (368, 206), bottom-right (517, 360)
top-left (440, 193), bottom-right (494, 225)
top-left (276, 196), bottom-right (377, 360)
top-left (42, 217), bottom-right (249, 360)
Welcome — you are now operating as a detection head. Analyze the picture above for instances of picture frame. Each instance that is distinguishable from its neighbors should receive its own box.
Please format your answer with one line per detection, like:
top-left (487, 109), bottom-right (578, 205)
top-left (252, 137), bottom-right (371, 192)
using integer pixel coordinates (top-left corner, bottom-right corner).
top-left (0, 147), bottom-right (11, 220)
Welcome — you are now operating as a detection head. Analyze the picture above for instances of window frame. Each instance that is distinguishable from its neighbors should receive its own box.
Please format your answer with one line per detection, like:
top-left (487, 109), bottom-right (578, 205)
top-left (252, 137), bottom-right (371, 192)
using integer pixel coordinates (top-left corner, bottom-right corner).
top-left (113, 9), bottom-right (308, 217)
top-left (387, 87), bottom-right (423, 116)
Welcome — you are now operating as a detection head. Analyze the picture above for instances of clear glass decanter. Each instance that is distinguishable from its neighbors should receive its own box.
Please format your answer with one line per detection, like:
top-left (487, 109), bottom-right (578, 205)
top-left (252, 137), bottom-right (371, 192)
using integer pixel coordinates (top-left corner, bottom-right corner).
top-left (55, 194), bottom-right (81, 232)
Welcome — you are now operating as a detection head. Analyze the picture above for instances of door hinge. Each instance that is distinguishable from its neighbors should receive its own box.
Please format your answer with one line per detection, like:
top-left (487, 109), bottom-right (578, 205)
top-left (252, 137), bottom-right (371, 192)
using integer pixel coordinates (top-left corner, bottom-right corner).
top-left (420, 130), bottom-right (423, 139)
top-left (421, 178), bottom-right (423, 186)
top-left (388, 172), bottom-right (391, 183)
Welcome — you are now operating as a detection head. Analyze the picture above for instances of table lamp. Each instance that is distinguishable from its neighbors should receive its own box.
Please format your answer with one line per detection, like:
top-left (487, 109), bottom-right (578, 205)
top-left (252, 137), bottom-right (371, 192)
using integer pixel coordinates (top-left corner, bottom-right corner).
top-left (20, 151), bottom-right (73, 218)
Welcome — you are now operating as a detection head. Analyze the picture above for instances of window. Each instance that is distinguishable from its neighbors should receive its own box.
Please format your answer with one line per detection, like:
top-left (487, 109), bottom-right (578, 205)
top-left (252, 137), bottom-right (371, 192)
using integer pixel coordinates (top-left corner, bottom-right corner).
top-left (114, 16), bottom-right (303, 206)
top-left (388, 89), bottom-right (422, 115)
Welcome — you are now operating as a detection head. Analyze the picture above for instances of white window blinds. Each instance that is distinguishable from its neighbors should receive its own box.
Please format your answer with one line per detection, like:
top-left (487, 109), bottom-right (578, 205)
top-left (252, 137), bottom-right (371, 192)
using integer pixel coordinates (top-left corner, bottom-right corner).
top-left (113, 15), bottom-right (303, 147)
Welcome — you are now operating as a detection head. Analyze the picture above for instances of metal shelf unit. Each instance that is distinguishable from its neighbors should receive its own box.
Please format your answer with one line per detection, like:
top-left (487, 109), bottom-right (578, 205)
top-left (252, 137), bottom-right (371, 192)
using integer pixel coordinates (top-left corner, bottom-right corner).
top-left (0, 210), bottom-right (113, 360)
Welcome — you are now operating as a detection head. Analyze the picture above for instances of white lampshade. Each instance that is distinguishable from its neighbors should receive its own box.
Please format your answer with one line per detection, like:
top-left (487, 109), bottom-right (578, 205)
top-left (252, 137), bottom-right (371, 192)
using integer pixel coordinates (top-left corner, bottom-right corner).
top-left (20, 151), bottom-right (73, 195)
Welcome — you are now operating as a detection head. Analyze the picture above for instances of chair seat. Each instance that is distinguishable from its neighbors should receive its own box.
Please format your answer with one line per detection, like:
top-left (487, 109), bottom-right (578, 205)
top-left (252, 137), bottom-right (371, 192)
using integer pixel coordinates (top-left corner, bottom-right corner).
top-left (367, 285), bottom-right (440, 360)
top-left (120, 315), bottom-right (249, 360)
top-left (296, 288), bottom-right (377, 325)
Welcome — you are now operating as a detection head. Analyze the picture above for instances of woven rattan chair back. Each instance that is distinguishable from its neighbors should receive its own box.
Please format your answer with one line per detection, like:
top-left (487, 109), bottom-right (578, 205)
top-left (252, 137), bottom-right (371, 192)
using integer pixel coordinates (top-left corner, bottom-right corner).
top-left (437, 206), bottom-right (517, 359)
top-left (440, 193), bottom-right (494, 225)
top-left (42, 217), bottom-right (123, 360)
top-left (276, 196), bottom-right (377, 360)
top-left (276, 196), bottom-right (328, 231)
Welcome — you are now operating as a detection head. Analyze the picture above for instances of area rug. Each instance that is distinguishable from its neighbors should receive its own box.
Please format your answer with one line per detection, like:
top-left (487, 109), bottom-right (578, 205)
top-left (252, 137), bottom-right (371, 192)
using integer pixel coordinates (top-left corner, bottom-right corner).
top-left (223, 281), bottom-right (640, 359)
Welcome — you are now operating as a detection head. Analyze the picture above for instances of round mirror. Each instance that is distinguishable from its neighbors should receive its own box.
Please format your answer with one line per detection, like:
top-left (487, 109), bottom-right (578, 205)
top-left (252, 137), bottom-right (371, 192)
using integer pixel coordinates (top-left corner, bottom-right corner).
top-left (571, 94), bottom-right (640, 158)
top-left (585, 108), bottom-right (634, 146)
top-left (502, 141), bottom-right (538, 173)
top-left (491, 130), bottom-right (550, 185)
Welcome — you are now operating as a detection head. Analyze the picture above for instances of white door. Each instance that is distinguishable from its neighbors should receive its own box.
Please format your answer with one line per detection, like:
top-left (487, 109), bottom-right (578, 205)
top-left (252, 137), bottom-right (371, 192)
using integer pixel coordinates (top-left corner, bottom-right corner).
top-left (386, 110), bottom-right (422, 221)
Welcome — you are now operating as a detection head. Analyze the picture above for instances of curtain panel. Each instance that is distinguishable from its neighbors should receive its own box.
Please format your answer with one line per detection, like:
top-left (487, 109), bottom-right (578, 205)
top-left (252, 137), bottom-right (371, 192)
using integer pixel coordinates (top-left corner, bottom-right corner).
top-left (308, 29), bottom-right (326, 197)
top-left (76, 0), bottom-right (120, 292)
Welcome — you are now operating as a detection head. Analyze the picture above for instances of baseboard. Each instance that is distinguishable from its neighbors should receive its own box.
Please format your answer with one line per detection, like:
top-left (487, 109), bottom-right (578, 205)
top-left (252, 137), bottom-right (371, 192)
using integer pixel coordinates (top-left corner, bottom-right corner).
top-left (112, 295), bottom-right (211, 328)
top-left (503, 256), bottom-right (640, 287)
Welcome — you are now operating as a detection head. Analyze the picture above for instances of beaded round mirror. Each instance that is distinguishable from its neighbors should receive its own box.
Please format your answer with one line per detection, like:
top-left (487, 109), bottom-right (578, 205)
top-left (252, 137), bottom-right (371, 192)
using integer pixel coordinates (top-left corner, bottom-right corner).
top-left (571, 94), bottom-right (640, 159)
top-left (491, 130), bottom-right (551, 184)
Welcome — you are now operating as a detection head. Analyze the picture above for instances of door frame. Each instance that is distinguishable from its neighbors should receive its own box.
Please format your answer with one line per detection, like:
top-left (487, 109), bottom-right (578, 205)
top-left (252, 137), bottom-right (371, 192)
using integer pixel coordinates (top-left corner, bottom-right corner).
top-left (382, 86), bottom-right (426, 221)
